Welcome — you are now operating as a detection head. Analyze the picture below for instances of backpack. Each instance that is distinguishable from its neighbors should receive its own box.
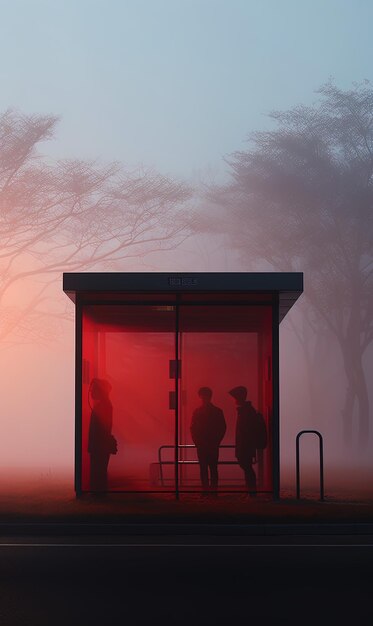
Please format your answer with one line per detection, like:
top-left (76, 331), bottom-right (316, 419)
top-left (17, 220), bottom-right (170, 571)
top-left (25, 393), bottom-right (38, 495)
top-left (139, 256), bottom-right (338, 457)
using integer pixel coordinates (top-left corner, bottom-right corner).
top-left (253, 409), bottom-right (268, 450)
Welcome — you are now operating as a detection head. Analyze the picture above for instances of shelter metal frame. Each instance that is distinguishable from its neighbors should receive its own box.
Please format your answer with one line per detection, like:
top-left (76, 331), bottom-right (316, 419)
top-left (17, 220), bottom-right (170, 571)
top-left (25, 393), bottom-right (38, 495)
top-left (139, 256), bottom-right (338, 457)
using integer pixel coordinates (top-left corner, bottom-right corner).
top-left (64, 272), bottom-right (303, 499)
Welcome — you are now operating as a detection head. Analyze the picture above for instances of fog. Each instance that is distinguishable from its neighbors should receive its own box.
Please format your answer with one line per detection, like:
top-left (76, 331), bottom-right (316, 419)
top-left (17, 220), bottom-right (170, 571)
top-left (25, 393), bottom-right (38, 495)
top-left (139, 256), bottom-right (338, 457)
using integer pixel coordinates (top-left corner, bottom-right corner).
top-left (1, 0), bottom-right (373, 499)
top-left (2, 237), bottom-right (373, 498)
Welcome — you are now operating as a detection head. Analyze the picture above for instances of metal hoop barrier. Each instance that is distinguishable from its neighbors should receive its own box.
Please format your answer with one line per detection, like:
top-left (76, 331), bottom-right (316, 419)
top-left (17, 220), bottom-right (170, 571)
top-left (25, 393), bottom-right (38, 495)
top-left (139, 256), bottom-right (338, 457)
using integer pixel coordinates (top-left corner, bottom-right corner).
top-left (296, 430), bottom-right (324, 501)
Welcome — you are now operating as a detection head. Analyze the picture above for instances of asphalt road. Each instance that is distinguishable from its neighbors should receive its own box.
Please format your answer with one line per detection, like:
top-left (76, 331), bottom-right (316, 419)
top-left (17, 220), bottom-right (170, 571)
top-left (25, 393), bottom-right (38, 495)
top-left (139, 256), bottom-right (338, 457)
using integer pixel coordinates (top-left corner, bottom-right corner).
top-left (0, 534), bottom-right (372, 625)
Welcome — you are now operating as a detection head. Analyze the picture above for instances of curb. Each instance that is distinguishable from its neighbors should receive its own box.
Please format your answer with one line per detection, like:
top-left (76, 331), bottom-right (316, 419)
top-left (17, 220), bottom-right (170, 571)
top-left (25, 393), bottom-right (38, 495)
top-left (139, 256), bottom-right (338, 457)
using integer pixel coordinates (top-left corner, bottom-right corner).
top-left (0, 521), bottom-right (372, 536)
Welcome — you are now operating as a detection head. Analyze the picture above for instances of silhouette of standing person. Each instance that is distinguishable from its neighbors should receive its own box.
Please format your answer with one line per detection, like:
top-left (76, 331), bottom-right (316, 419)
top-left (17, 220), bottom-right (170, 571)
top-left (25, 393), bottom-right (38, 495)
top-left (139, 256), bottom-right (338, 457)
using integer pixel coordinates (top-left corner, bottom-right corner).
top-left (190, 387), bottom-right (226, 496)
top-left (88, 378), bottom-right (117, 492)
top-left (229, 386), bottom-right (267, 497)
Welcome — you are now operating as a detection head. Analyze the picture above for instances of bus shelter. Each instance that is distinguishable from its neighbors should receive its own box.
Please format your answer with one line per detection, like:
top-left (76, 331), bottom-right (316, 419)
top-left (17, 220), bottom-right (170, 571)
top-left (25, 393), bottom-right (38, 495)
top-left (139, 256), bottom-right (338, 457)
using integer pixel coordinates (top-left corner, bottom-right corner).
top-left (63, 272), bottom-right (303, 498)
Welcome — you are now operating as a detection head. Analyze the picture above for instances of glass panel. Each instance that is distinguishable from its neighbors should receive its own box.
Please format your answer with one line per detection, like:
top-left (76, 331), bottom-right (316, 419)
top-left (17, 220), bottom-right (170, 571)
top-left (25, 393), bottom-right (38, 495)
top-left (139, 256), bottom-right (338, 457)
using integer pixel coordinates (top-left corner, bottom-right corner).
top-left (179, 305), bottom-right (272, 493)
top-left (80, 301), bottom-right (273, 496)
top-left (81, 305), bottom-right (176, 492)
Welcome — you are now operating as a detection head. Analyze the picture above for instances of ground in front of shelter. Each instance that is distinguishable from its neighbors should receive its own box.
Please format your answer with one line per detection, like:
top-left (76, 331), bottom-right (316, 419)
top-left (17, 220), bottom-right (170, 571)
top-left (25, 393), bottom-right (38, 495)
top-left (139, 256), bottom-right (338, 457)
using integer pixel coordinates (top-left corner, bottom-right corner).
top-left (1, 470), bottom-right (373, 526)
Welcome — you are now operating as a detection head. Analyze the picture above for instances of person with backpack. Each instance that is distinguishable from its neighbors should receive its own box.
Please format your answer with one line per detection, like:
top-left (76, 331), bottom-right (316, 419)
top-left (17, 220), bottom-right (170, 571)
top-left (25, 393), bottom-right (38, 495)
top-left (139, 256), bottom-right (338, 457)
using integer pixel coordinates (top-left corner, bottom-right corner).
top-left (229, 386), bottom-right (267, 497)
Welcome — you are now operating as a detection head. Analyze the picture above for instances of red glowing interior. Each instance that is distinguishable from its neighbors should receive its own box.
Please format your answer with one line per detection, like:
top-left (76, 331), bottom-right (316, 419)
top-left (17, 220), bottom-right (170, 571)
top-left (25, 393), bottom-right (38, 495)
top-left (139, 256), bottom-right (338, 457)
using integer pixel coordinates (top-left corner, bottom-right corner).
top-left (81, 301), bottom-right (273, 493)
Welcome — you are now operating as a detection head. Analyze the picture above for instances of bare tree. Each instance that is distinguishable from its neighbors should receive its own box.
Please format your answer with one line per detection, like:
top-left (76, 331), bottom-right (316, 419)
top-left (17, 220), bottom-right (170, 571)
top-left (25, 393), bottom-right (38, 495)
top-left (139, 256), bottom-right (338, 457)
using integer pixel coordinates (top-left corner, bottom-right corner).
top-left (0, 110), bottom-right (193, 345)
top-left (210, 82), bottom-right (373, 449)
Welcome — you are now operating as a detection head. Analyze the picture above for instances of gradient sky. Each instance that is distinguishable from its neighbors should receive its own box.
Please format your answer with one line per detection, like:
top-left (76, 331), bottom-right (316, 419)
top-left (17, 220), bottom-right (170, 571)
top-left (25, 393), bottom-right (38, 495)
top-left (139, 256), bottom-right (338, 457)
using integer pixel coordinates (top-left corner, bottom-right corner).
top-left (1, 0), bottom-right (372, 179)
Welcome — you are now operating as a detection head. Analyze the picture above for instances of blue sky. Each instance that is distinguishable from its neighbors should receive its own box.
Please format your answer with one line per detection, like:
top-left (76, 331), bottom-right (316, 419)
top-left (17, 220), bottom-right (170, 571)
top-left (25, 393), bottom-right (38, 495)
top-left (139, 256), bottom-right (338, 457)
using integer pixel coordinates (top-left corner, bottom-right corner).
top-left (1, 0), bottom-right (372, 179)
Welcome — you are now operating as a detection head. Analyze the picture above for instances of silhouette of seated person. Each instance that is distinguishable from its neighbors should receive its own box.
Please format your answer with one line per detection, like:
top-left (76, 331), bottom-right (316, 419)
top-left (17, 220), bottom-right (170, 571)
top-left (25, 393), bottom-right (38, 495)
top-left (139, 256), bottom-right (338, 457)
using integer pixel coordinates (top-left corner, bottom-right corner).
top-left (190, 387), bottom-right (226, 495)
top-left (229, 385), bottom-right (267, 497)
top-left (88, 378), bottom-right (115, 492)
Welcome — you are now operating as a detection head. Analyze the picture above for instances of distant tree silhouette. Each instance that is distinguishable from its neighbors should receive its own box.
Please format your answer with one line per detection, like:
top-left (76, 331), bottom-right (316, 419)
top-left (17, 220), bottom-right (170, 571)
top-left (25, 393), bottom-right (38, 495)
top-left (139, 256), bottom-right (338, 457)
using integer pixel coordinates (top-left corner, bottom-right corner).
top-left (211, 82), bottom-right (373, 449)
top-left (0, 109), bottom-right (192, 345)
